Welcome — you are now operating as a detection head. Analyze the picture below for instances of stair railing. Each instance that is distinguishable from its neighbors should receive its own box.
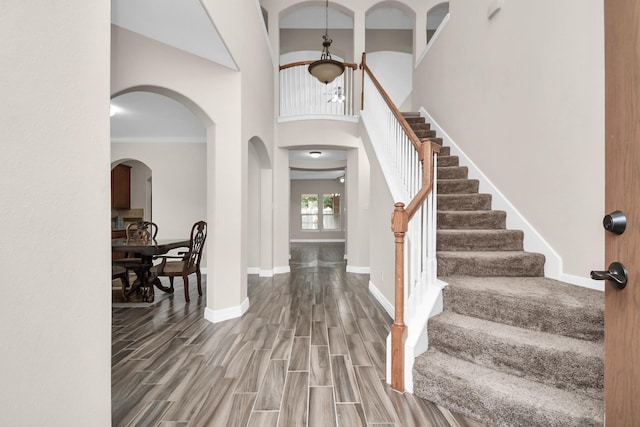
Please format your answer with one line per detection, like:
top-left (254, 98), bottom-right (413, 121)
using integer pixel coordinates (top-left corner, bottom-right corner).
top-left (279, 61), bottom-right (358, 118)
top-left (360, 52), bottom-right (440, 392)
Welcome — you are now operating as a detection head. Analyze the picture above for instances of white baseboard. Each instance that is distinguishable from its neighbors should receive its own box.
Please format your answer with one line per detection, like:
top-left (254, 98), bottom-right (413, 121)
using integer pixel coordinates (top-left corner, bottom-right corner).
top-left (290, 239), bottom-right (346, 243)
top-left (368, 280), bottom-right (394, 318)
top-left (204, 297), bottom-right (250, 323)
top-left (419, 107), bottom-right (563, 280)
top-left (248, 268), bottom-right (275, 277)
top-left (560, 273), bottom-right (605, 292)
top-left (346, 265), bottom-right (370, 274)
top-left (274, 266), bottom-right (291, 275)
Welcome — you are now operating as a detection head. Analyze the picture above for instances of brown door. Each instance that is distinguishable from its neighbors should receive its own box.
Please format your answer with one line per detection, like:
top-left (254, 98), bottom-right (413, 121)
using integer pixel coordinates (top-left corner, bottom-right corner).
top-left (604, 0), bottom-right (640, 424)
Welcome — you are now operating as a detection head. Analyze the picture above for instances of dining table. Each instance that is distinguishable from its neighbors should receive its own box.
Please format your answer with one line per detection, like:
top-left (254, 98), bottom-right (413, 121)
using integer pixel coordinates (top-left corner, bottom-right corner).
top-left (112, 237), bottom-right (190, 303)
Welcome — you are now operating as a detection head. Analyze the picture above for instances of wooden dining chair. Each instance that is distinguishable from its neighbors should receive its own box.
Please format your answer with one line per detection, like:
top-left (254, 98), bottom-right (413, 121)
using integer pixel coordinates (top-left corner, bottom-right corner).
top-left (112, 265), bottom-right (130, 301)
top-left (150, 221), bottom-right (207, 302)
top-left (126, 221), bottom-right (158, 243)
top-left (114, 221), bottom-right (159, 291)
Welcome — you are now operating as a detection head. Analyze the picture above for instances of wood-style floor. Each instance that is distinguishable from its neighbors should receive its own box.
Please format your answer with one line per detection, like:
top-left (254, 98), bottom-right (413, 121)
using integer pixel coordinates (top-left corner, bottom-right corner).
top-left (112, 242), bottom-right (483, 427)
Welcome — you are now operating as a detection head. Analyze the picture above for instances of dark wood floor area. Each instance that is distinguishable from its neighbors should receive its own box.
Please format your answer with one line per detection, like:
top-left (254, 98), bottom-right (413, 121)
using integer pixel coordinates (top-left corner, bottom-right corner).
top-left (112, 242), bottom-right (483, 427)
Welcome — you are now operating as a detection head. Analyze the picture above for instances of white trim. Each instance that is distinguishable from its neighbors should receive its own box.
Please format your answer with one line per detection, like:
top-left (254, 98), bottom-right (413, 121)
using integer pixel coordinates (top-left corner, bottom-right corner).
top-left (346, 265), bottom-right (370, 274)
top-left (111, 137), bottom-right (206, 144)
top-left (560, 273), bottom-right (605, 292)
top-left (200, 268), bottom-right (208, 275)
top-left (290, 239), bottom-right (346, 243)
top-left (415, 13), bottom-right (450, 67)
top-left (259, 269), bottom-right (274, 277)
top-left (274, 266), bottom-right (291, 275)
top-left (368, 280), bottom-right (394, 318)
top-left (247, 267), bottom-right (275, 277)
top-left (419, 107), bottom-right (563, 280)
top-left (204, 297), bottom-right (250, 323)
top-left (277, 115), bottom-right (359, 124)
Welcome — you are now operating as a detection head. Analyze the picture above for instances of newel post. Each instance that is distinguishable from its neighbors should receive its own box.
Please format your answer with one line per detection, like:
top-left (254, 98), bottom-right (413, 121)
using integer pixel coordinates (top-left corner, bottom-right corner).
top-left (391, 202), bottom-right (408, 392)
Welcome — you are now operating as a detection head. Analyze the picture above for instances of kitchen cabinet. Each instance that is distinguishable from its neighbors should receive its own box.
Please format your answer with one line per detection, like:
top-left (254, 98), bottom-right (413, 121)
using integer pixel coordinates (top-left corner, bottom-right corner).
top-left (111, 164), bottom-right (131, 209)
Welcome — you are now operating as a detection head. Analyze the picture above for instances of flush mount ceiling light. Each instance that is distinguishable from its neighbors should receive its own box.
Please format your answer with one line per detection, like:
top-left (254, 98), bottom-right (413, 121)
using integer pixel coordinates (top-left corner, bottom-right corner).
top-left (309, 151), bottom-right (322, 159)
top-left (308, 0), bottom-right (345, 84)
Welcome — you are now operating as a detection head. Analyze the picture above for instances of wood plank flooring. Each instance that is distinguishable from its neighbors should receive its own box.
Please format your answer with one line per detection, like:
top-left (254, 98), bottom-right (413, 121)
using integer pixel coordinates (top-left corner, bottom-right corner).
top-left (112, 242), bottom-right (484, 427)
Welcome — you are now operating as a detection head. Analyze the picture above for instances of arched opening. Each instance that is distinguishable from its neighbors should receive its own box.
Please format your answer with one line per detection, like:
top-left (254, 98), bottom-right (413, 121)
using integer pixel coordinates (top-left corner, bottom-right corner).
top-left (288, 148), bottom-right (347, 243)
top-left (110, 159), bottom-right (152, 230)
top-left (110, 88), bottom-right (209, 262)
top-left (365, 3), bottom-right (415, 110)
top-left (279, 2), bottom-right (354, 63)
top-left (248, 136), bottom-right (274, 276)
top-left (427, 2), bottom-right (450, 44)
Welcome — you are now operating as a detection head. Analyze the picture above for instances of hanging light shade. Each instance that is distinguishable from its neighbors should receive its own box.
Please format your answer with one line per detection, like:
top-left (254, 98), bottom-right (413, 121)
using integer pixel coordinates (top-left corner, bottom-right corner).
top-left (308, 0), bottom-right (345, 84)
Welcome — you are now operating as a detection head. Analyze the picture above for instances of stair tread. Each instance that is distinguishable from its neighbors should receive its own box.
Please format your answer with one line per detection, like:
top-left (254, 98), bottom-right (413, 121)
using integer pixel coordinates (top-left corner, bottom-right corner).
top-left (437, 229), bottom-right (521, 236)
top-left (431, 311), bottom-right (602, 357)
top-left (438, 210), bottom-right (507, 230)
top-left (441, 276), bottom-right (603, 312)
top-left (440, 276), bottom-right (603, 340)
top-left (413, 349), bottom-right (604, 427)
top-left (437, 250), bottom-right (542, 258)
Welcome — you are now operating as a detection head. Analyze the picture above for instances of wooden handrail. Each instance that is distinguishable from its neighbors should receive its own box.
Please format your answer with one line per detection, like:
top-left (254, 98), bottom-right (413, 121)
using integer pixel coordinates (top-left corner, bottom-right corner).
top-left (279, 60), bottom-right (358, 71)
top-left (360, 51), bottom-right (440, 392)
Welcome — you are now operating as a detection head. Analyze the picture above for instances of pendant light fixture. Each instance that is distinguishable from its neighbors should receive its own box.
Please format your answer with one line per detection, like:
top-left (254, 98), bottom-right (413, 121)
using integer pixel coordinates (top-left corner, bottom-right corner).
top-left (308, 0), bottom-right (345, 84)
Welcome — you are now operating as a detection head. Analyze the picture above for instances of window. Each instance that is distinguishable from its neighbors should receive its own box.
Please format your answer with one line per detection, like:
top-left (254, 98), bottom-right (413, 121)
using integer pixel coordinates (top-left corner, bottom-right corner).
top-left (300, 193), bottom-right (341, 231)
top-left (301, 194), bottom-right (318, 230)
top-left (322, 193), bottom-right (341, 230)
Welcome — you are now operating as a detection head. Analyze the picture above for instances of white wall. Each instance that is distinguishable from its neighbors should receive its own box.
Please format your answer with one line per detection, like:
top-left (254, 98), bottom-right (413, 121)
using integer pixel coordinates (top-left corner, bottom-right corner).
top-left (359, 122), bottom-right (397, 305)
top-left (0, 1), bottom-right (111, 425)
top-left (201, 0), bottom-right (276, 306)
top-left (366, 51), bottom-right (413, 111)
top-left (111, 143), bottom-right (207, 241)
top-left (413, 0), bottom-right (605, 280)
top-left (346, 142), bottom-right (371, 273)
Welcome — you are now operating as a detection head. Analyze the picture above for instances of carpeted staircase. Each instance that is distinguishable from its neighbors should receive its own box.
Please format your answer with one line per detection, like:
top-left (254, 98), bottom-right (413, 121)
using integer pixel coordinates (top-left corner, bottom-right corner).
top-left (402, 113), bottom-right (604, 427)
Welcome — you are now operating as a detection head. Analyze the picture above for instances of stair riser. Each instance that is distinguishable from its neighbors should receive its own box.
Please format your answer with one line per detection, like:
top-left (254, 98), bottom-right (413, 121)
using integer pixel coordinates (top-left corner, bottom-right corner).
top-left (437, 211), bottom-right (506, 229)
top-left (437, 146), bottom-right (450, 156)
top-left (410, 123), bottom-right (431, 131)
top-left (437, 179), bottom-right (478, 194)
top-left (438, 194), bottom-right (492, 211)
top-left (442, 285), bottom-right (603, 341)
top-left (437, 231), bottom-right (523, 251)
top-left (437, 253), bottom-right (545, 277)
top-left (414, 129), bottom-right (436, 138)
top-left (428, 320), bottom-right (603, 399)
top-left (437, 156), bottom-right (459, 167)
top-left (438, 166), bottom-right (468, 179)
top-left (404, 116), bottom-right (425, 124)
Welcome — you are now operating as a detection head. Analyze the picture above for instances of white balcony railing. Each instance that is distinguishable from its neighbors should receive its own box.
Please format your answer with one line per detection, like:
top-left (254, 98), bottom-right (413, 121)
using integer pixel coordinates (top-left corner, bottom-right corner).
top-left (279, 61), bottom-right (357, 118)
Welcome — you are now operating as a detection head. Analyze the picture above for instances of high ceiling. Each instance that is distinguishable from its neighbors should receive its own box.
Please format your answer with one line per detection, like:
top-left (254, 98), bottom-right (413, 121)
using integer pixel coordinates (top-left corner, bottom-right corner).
top-left (110, 1), bottom-right (416, 177)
